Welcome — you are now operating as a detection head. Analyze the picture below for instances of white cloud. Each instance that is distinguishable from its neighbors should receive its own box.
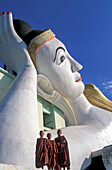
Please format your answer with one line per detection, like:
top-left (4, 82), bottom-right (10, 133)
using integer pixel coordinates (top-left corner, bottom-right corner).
top-left (102, 81), bottom-right (112, 86)
top-left (105, 85), bottom-right (112, 89)
top-left (98, 79), bottom-right (112, 100)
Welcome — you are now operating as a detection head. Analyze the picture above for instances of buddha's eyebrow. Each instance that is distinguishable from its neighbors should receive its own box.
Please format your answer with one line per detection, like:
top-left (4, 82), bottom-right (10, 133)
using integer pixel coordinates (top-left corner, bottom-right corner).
top-left (53, 47), bottom-right (65, 62)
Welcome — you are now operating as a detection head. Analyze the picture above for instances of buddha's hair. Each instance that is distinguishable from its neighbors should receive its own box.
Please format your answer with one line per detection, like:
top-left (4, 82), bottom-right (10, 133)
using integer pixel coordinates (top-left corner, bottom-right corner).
top-left (13, 19), bottom-right (47, 46)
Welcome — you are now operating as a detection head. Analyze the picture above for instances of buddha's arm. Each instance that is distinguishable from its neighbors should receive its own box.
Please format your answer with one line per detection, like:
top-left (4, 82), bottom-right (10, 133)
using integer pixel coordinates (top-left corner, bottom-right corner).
top-left (0, 12), bottom-right (39, 167)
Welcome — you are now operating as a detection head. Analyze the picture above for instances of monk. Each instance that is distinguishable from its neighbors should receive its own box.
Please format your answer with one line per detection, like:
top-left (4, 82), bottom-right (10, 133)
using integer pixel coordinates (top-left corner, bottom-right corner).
top-left (55, 129), bottom-right (70, 170)
top-left (35, 130), bottom-right (49, 169)
top-left (47, 133), bottom-right (60, 170)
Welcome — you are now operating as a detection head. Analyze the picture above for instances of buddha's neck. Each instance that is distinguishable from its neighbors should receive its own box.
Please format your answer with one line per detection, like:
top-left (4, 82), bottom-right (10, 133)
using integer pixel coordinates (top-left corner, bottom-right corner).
top-left (67, 93), bottom-right (92, 125)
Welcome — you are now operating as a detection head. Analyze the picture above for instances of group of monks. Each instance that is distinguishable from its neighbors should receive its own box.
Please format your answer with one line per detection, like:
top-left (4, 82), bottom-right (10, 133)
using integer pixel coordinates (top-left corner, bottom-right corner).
top-left (35, 129), bottom-right (70, 170)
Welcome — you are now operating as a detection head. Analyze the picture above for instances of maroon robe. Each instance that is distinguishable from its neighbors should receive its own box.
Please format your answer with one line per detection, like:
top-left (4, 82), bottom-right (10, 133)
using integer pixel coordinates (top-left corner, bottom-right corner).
top-left (35, 138), bottom-right (49, 168)
top-left (55, 136), bottom-right (70, 169)
top-left (47, 140), bottom-right (60, 170)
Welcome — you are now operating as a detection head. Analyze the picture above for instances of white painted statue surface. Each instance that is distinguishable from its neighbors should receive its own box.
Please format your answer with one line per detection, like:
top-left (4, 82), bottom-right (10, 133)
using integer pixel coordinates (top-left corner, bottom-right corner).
top-left (0, 12), bottom-right (39, 168)
top-left (0, 12), bottom-right (112, 169)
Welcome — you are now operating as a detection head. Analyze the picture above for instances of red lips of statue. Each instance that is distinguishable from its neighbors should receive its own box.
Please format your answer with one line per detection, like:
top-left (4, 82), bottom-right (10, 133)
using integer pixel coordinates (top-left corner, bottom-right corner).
top-left (75, 77), bottom-right (82, 82)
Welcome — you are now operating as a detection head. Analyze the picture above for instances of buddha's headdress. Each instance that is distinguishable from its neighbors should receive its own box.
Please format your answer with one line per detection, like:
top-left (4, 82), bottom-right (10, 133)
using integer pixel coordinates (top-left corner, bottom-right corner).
top-left (13, 19), bottom-right (55, 67)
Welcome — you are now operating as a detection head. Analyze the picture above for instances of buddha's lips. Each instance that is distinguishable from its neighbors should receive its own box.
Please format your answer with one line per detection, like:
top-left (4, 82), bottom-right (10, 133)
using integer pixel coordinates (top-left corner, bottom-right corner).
top-left (75, 77), bottom-right (82, 82)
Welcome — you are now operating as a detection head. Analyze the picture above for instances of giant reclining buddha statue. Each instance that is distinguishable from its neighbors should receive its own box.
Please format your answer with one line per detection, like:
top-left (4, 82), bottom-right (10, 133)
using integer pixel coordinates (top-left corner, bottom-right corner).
top-left (0, 12), bottom-right (112, 169)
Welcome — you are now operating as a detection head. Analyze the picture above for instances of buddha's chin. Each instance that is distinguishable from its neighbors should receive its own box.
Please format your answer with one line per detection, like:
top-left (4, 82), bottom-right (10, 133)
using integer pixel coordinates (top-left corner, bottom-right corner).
top-left (59, 81), bottom-right (85, 101)
top-left (70, 82), bottom-right (85, 100)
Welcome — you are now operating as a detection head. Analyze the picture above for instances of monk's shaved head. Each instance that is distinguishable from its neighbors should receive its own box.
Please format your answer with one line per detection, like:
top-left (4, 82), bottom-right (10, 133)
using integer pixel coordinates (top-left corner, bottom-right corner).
top-left (47, 133), bottom-right (52, 139)
top-left (39, 130), bottom-right (44, 137)
top-left (57, 129), bottom-right (62, 136)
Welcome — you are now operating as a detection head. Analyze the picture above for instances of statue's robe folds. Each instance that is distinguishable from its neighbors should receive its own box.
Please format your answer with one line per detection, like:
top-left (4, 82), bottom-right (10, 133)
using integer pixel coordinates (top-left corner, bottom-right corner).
top-left (55, 136), bottom-right (70, 169)
top-left (48, 140), bottom-right (60, 170)
top-left (35, 138), bottom-right (49, 168)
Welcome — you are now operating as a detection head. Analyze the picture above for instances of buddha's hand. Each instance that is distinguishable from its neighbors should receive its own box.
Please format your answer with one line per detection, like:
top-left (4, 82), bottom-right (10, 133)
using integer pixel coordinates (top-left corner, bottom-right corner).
top-left (0, 12), bottom-right (31, 73)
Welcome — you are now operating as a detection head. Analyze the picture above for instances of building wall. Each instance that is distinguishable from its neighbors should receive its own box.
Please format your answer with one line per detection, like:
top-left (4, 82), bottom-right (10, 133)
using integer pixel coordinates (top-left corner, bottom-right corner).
top-left (37, 95), bottom-right (43, 130)
top-left (0, 68), bottom-right (15, 101)
top-left (0, 67), bottom-right (66, 130)
top-left (53, 106), bottom-right (65, 129)
top-left (37, 94), bottom-right (65, 131)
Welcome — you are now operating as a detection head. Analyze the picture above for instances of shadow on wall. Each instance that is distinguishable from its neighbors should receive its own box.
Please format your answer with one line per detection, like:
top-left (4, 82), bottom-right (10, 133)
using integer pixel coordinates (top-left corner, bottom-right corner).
top-left (83, 155), bottom-right (106, 170)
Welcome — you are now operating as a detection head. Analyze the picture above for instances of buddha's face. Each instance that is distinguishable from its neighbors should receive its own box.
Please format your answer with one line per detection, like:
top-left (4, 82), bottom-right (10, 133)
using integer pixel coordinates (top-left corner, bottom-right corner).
top-left (36, 38), bottom-right (84, 100)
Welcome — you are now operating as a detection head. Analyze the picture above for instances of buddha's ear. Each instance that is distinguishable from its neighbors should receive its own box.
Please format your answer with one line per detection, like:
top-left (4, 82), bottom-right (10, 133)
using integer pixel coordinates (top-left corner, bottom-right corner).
top-left (37, 74), bottom-right (56, 99)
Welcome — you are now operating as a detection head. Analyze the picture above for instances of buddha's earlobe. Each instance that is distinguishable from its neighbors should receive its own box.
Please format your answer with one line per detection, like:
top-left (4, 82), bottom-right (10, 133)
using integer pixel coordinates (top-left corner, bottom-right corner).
top-left (37, 74), bottom-right (58, 101)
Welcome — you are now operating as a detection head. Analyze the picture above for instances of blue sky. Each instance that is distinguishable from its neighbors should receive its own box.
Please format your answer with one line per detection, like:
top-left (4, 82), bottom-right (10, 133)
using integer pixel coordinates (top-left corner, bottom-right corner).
top-left (0, 0), bottom-right (112, 100)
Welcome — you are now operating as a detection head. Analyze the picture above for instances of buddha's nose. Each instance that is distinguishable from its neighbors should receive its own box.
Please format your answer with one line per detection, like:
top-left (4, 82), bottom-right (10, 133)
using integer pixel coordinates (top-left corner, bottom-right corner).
top-left (68, 54), bottom-right (83, 72)
top-left (72, 62), bottom-right (83, 72)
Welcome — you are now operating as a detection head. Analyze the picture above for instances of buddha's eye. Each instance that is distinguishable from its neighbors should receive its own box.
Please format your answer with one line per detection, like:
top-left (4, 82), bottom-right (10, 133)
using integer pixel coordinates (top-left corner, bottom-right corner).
top-left (60, 56), bottom-right (65, 63)
top-left (57, 55), bottom-right (66, 65)
top-left (54, 47), bottom-right (66, 65)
